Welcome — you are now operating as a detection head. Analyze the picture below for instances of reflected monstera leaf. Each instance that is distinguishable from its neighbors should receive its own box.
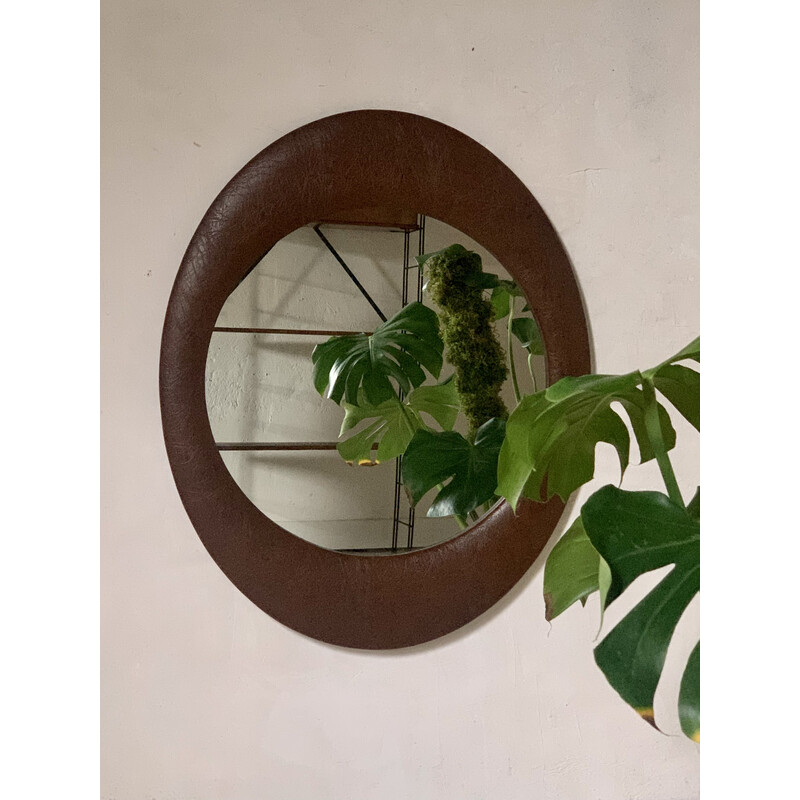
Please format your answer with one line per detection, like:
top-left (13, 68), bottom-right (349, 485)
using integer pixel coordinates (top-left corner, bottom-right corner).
top-left (510, 316), bottom-right (544, 356)
top-left (337, 379), bottom-right (460, 465)
top-left (312, 302), bottom-right (443, 406)
top-left (402, 418), bottom-right (506, 519)
top-left (489, 279), bottom-right (523, 320)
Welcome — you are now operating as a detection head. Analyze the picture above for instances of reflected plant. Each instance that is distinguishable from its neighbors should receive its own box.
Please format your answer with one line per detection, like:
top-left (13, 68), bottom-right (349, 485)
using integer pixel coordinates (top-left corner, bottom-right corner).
top-left (312, 244), bottom-right (540, 527)
top-left (488, 278), bottom-right (544, 397)
top-left (311, 302), bottom-right (443, 406)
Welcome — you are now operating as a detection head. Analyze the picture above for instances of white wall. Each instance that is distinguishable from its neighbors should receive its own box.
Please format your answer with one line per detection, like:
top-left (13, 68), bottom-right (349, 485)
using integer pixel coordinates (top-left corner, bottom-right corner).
top-left (102, 1), bottom-right (700, 798)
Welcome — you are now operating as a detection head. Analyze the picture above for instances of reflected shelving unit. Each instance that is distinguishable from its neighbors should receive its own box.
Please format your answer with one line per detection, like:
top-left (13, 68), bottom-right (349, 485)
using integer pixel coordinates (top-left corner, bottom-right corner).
top-left (211, 210), bottom-right (428, 553)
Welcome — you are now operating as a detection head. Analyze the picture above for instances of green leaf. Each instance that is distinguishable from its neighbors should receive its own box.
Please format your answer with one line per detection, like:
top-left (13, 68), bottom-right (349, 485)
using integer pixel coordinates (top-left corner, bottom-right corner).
top-left (464, 270), bottom-right (502, 290)
top-left (598, 556), bottom-right (612, 618)
top-left (652, 364), bottom-right (700, 431)
top-left (337, 397), bottom-right (420, 465)
top-left (499, 342), bottom-right (700, 508)
top-left (543, 372), bottom-right (640, 403)
top-left (668, 336), bottom-right (700, 364)
top-left (543, 515), bottom-right (611, 622)
top-left (643, 336), bottom-right (700, 380)
top-left (679, 643), bottom-right (700, 742)
top-left (402, 418), bottom-right (506, 518)
top-left (490, 287), bottom-right (510, 320)
top-left (616, 390), bottom-right (675, 465)
top-left (511, 316), bottom-right (544, 356)
top-left (489, 279), bottom-right (523, 320)
top-left (496, 345), bottom-right (695, 510)
top-left (403, 376), bottom-right (460, 431)
top-left (687, 487), bottom-right (700, 519)
top-left (495, 392), bottom-right (550, 510)
top-left (312, 302), bottom-right (443, 406)
top-left (497, 371), bottom-right (676, 507)
top-left (583, 486), bottom-right (700, 731)
top-left (336, 380), bottom-right (459, 465)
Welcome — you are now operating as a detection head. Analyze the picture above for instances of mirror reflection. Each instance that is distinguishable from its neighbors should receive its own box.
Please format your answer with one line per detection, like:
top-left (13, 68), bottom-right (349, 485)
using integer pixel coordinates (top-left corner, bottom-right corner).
top-left (206, 215), bottom-right (545, 554)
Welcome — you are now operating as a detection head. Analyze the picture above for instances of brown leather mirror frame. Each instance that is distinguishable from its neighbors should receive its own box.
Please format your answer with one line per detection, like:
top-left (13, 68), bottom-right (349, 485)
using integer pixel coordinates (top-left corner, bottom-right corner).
top-left (159, 110), bottom-right (590, 649)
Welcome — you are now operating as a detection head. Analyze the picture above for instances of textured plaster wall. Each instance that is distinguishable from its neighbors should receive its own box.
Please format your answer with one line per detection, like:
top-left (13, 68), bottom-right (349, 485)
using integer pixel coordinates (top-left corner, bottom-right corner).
top-left (102, 1), bottom-right (700, 798)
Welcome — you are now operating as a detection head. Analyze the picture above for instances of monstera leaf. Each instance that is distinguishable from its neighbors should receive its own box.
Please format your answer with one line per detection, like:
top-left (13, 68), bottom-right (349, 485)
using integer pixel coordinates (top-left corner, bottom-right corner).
top-left (543, 515), bottom-right (611, 622)
top-left (402, 418), bottom-right (506, 519)
top-left (312, 302), bottom-right (443, 406)
top-left (582, 485), bottom-right (700, 737)
top-left (489, 279), bottom-right (523, 320)
top-left (407, 380), bottom-right (460, 427)
top-left (488, 278), bottom-right (537, 320)
top-left (510, 316), bottom-right (544, 356)
top-left (642, 336), bottom-right (700, 430)
top-left (337, 399), bottom-right (419, 466)
top-left (645, 337), bottom-right (700, 370)
top-left (497, 373), bottom-right (675, 508)
top-left (337, 379), bottom-right (460, 465)
top-left (679, 643), bottom-right (700, 742)
top-left (652, 365), bottom-right (700, 431)
top-left (497, 338), bottom-right (700, 509)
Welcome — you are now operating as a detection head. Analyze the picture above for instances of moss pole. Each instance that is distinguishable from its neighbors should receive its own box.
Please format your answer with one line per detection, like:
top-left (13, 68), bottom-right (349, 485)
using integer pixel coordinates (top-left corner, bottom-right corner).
top-left (425, 245), bottom-right (508, 438)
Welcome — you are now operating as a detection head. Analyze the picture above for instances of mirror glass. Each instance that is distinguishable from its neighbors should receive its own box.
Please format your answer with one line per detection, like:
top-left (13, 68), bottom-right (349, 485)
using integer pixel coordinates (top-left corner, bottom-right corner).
top-left (206, 216), bottom-right (546, 554)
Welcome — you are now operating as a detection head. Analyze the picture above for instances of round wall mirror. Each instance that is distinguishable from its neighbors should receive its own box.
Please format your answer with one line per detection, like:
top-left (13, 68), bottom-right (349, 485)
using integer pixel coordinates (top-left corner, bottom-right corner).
top-left (160, 110), bottom-right (590, 649)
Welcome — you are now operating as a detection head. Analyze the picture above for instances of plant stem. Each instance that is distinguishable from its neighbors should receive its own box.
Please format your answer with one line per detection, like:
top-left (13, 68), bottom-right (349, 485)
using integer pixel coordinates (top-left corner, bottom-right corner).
top-left (642, 377), bottom-right (685, 508)
top-left (507, 300), bottom-right (522, 405)
top-left (527, 353), bottom-right (538, 393)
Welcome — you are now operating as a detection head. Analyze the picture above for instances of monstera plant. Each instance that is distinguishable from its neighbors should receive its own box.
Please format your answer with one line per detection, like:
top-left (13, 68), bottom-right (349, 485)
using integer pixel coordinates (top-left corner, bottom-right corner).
top-left (311, 244), bottom-right (700, 741)
top-left (497, 338), bottom-right (700, 742)
top-left (312, 244), bottom-right (540, 528)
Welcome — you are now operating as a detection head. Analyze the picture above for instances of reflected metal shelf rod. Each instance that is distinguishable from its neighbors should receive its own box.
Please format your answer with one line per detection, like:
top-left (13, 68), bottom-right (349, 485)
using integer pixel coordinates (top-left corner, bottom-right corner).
top-left (212, 327), bottom-right (369, 336)
top-left (312, 224), bottom-right (387, 322)
top-left (216, 442), bottom-right (339, 451)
